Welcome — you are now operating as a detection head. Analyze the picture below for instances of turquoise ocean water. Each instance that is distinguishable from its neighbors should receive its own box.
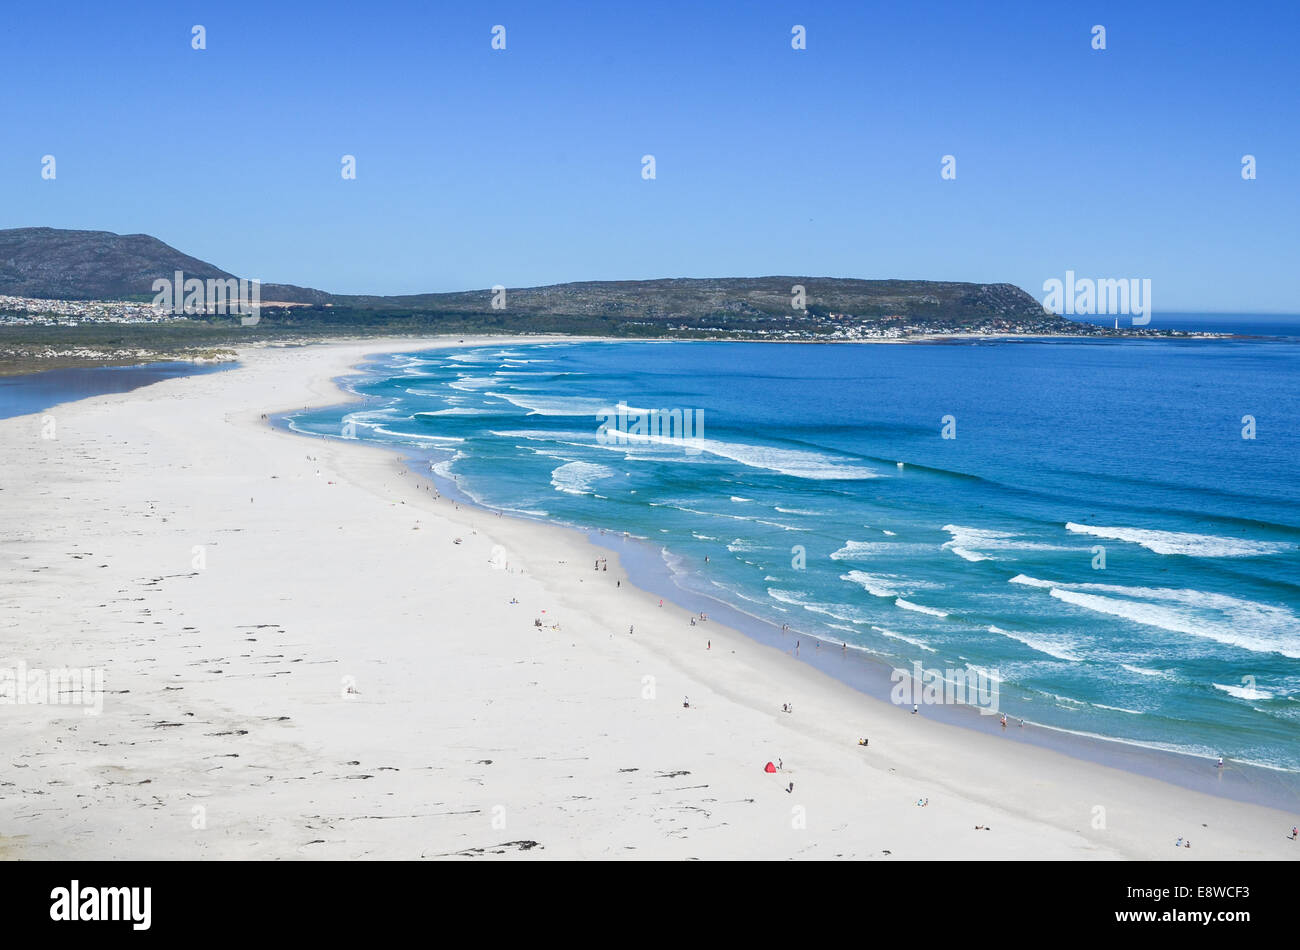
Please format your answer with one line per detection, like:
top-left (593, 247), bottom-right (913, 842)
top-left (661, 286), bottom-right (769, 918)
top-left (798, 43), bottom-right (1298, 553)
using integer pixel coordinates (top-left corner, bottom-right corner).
top-left (283, 336), bottom-right (1300, 790)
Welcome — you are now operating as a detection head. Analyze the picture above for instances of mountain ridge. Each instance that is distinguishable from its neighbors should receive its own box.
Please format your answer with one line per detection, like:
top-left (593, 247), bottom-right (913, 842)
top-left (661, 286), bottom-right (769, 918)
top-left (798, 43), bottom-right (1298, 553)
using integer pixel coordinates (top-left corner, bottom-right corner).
top-left (0, 226), bottom-right (1062, 328)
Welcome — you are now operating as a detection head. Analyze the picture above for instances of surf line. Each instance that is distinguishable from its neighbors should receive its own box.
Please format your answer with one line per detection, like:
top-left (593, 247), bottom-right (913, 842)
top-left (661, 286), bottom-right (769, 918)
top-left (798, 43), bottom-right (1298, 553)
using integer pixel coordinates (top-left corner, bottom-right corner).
top-left (595, 401), bottom-right (705, 454)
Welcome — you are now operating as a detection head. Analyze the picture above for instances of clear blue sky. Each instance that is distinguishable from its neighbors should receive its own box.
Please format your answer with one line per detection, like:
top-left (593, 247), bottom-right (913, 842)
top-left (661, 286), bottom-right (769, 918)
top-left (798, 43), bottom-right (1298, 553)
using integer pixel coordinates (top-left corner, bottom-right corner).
top-left (2, 0), bottom-right (1296, 311)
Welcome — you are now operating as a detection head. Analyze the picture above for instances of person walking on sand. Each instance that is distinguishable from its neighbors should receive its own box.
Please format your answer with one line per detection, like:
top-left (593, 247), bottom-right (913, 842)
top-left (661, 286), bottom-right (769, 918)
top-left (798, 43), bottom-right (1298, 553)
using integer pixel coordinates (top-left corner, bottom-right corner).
top-left (628, 625), bottom-right (633, 635)
top-left (912, 703), bottom-right (918, 715)
top-left (707, 640), bottom-right (711, 650)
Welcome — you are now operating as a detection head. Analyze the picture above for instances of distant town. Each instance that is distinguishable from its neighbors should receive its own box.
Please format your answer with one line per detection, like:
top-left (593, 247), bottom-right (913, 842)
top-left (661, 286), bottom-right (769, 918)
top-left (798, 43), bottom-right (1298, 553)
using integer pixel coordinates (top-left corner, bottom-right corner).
top-left (1, 293), bottom-right (1218, 342)
top-left (0, 294), bottom-right (178, 325)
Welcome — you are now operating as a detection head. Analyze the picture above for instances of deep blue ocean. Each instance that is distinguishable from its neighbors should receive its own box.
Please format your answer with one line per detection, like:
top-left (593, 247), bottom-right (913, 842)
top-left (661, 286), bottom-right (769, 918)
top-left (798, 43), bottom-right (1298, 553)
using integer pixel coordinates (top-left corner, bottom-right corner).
top-left (285, 337), bottom-right (1300, 777)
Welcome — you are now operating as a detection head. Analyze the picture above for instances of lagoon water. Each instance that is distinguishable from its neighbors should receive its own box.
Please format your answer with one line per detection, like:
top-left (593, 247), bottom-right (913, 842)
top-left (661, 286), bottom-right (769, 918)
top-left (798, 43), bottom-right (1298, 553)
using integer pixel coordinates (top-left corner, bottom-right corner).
top-left (0, 361), bottom-right (233, 420)
top-left (286, 338), bottom-right (1300, 776)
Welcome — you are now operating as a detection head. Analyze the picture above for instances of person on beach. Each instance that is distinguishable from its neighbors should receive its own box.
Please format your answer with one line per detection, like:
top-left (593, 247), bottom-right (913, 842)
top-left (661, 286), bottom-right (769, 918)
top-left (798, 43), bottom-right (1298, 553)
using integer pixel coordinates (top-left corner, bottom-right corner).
top-left (1000, 714), bottom-right (1007, 728)
top-left (683, 696), bottom-right (689, 708)
top-left (913, 703), bottom-right (918, 714)
top-left (1289, 826), bottom-right (1297, 840)
top-left (628, 625), bottom-right (633, 635)
top-left (1217, 757), bottom-right (1224, 768)
top-left (707, 640), bottom-right (711, 650)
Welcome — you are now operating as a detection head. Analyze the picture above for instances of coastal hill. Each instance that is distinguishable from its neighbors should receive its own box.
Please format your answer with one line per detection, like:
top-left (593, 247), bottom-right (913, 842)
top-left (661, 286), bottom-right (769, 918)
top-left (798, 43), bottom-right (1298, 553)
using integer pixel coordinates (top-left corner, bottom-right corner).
top-left (0, 227), bottom-right (1077, 335)
top-left (0, 227), bottom-right (235, 300)
top-left (0, 228), bottom-right (324, 305)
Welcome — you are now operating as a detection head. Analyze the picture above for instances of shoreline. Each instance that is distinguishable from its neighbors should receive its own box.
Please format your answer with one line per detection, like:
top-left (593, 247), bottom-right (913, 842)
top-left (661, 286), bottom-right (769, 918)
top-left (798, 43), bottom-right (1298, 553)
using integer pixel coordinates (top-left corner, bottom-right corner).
top-left (302, 342), bottom-right (1300, 814)
top-left (2, 335), bottom-right (1297, 859)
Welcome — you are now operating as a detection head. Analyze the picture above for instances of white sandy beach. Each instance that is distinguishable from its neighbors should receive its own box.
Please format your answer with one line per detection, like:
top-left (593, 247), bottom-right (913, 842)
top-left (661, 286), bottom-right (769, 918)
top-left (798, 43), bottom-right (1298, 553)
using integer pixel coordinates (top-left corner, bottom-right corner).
top-left (1, 337), bottom-right (1296, 860)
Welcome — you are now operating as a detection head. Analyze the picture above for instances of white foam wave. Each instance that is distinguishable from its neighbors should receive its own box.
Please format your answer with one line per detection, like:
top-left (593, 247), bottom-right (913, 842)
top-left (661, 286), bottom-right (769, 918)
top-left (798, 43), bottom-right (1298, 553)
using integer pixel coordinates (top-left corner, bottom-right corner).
top-left (414, 407), bottom-right (497, 416)
top-left (988, 625), bottom-right (1081, 662)
top-left (1121, 664), bottom-right (1170, 678)
top-left (486, 391), bottom-right (624, 416)
top-left (549, 460), bottom-right (614, 495)
top-left (1065, 522), bottom-right (1290, 558)
top-left (895, 598), bottom-right (948, 618)
top-left (841, 571), bottom-right (906, 598)
top-left (831, 540), bottom-right (933, 560)
top-left (371, 427), bottom-right (464, 443)
top-left (871, 626), bottom-right (937, 652)
top-left (1213, 682), bottom-right (1274, 701)
top-left (490, 427), bottom-right (875, 481)
top-left (1048, 587), bottom-right (1300, 658)
top-left (447, 376), bottom-right (502, 391)
top-left (941, 524), bottom-right (1070, 561)
top-left (1008, 574), bottom-right (1054, 588)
